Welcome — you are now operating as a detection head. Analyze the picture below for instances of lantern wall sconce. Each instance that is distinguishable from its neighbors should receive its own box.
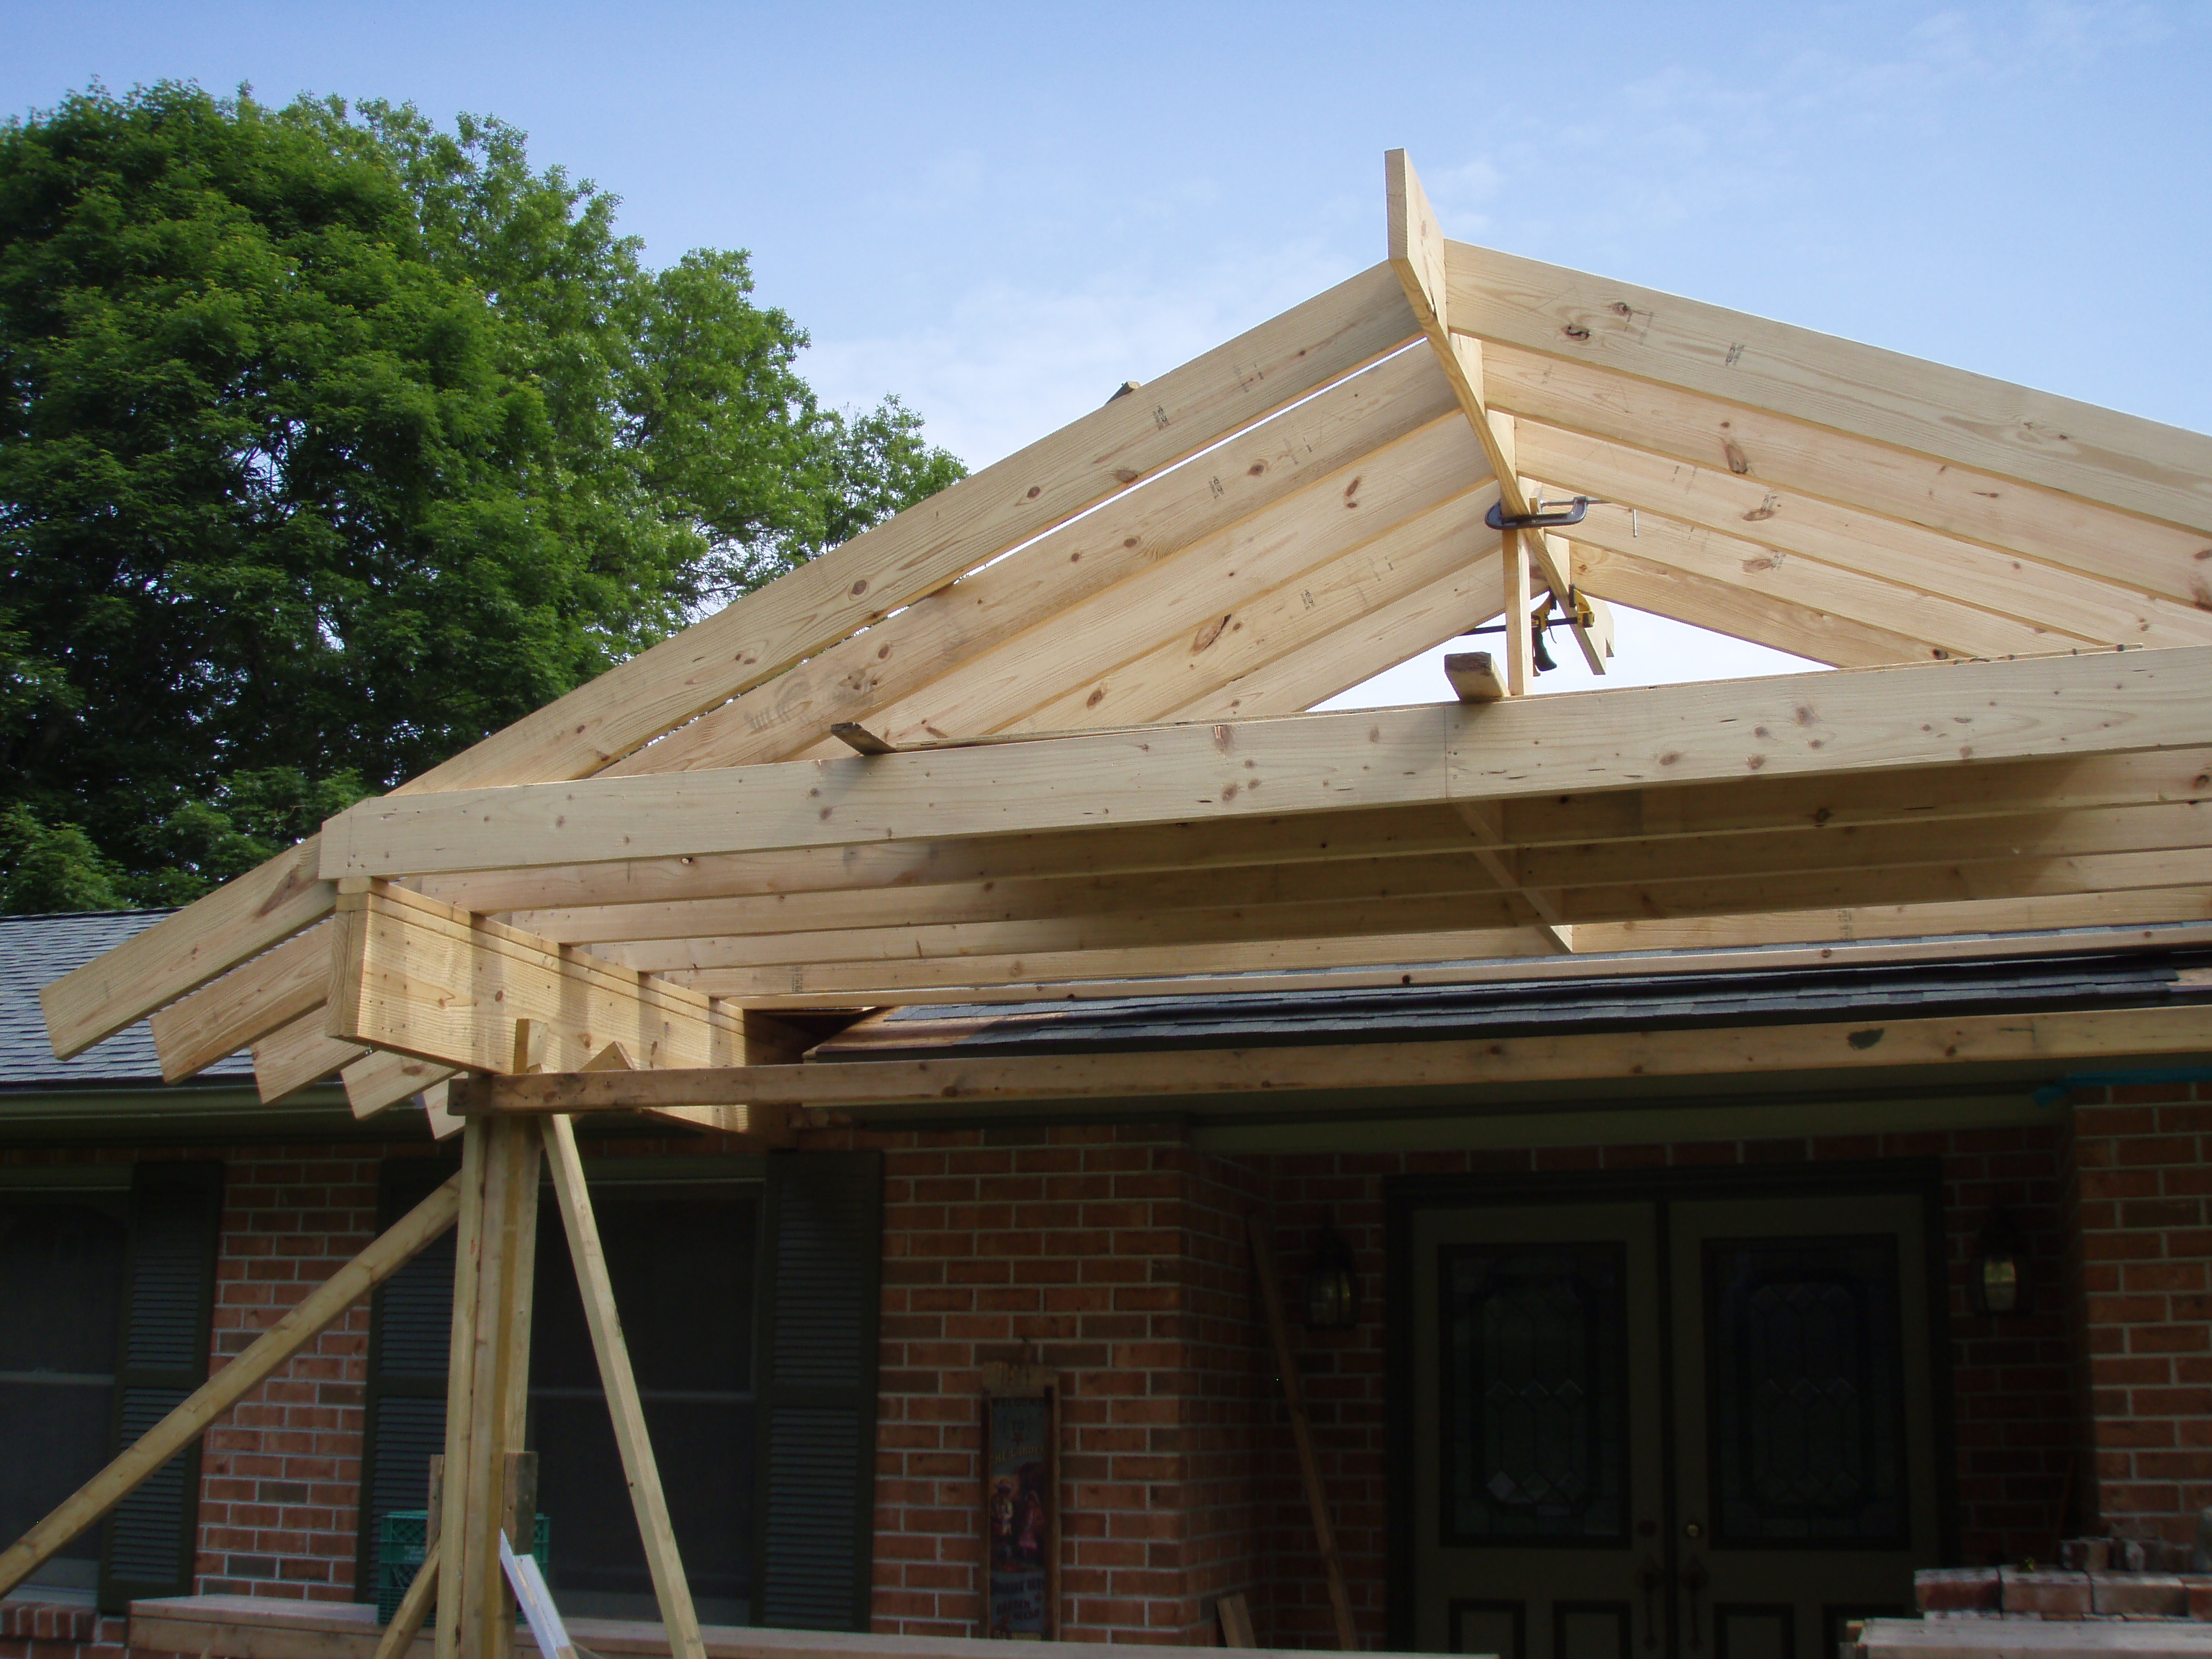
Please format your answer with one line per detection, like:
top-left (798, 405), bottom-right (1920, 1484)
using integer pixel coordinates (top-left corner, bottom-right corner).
top-left (1304, 1226), bottom-right (1360, 1330)
top-left (1970, 1208), bottom-right (2031, 1316)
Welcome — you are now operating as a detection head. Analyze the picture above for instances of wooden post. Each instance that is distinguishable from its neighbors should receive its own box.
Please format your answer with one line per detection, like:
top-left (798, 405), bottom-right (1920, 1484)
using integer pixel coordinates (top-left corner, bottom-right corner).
top-left (1504, 526), bottom-right (1534, 697)
top-left (1248, 1215), bottom-right (1359, 1651)
top-left (437, 1114), bottom-right (541, 1659)
top-left (0, 1177), bottom-right (461, 1599)
top-left (541, 1113), bottom-right (708, 1659)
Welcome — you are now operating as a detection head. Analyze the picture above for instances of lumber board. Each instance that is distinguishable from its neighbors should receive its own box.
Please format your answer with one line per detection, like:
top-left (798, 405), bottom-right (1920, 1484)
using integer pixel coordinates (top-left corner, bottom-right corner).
top-left (449, 1002), bottom-right (2212, 1117)
top-left (346, 1048), bottom-right (459, 1120)
top-left (153, 920), bottom-right (337, 1083)
top-left (801, 413), bottom-right (1492, 757)
top-left (326, 883), bottom-right (745, 1076)
top-left (253, 1006), bottom-right (366, 1105)
top-left (1516, 422), bottom-right (2212, 649)
top-left (528, 799), bottom-right (2212, 950)
top-left (1445, 240), bottom-right (2212, 536)
top-left (793, 919), bottom-right (2212, 1018)
top-left (610, 346), bottom-right (1457, 776)
top-left (1385, 150), bottom-right (1529, 518)
top-left (1006, 489), bottom-right (1502, 734)
top-left (322, 648), bottom-right (2212, 877)
top-left (541, 1116), bottom-right (707, 1659)
top-left (42, 264), bottom-right (1418, 1066)
top-left (123, 1594), bottom-right (1361, 1659)
top-left (40, 837), bottom-right (333, 1061)
top-left (0, 1178), bottom-right (460, 1599)
top-left (433, 747), bottom-right (2212, 922)
top-left (1172, 539), bottom-right (1516, 721)
top-left (1572, 542), bottom-right (1969, 668)
top-left (603, 842), bottom-right (2212, 974)
top-left (433, 1126), bottom-right (485, 1659)
top-left (1481, 342), bottom-right (2212, 615)
top-left (1552, 488), bottom-right (2076, 662)
top-left (665, 884), bottom-right (2212, 1004)
top-left (1447, 653), bottom-right (1508, 703)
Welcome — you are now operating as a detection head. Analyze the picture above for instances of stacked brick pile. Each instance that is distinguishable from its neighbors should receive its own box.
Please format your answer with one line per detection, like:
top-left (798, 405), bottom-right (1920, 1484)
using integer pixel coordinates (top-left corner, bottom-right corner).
top-left (1919, 1539), bottom-right (2212, 1621)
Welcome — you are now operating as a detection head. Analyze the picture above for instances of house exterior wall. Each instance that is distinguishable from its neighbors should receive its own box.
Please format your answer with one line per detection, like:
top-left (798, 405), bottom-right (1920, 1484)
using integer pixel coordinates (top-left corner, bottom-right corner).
top-left (2067, 1079), bottom-right (2212, 1550)
top-left (0, 1096), bottom-right (2189, 1657)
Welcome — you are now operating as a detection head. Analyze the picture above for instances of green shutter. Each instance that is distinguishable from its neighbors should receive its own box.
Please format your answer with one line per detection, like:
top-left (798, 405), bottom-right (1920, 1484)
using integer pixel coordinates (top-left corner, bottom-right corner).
top-left (99, 1161), bottom-right (223, 1612)
top-left (753, 1151), bottom-right (882, 1632)
top-left (354, 1159), bottom-right (461, 1602)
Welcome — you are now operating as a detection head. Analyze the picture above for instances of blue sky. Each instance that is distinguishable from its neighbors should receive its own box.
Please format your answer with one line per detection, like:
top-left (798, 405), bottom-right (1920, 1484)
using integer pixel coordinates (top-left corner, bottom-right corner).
top-left (6, 1), bottom-right (2208, 703)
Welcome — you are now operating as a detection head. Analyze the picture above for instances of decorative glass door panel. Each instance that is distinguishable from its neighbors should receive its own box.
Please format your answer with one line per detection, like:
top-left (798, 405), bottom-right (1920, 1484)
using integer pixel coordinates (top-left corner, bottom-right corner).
top-left (1411, 1184), bottom-right (1940, 1658)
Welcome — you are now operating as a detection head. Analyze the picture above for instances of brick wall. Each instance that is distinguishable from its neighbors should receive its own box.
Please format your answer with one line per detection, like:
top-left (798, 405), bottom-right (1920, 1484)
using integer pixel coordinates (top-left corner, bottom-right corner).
top-left (2069, 1082), bottom-right (2212, 1550)
top-left (848, 1122), bottom-right (1266, 1645)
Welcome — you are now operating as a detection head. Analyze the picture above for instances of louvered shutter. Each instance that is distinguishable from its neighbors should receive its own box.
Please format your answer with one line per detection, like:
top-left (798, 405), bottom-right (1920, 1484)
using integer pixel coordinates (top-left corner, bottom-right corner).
top-left (354, 1159), bottom-right (461, 1599)
top-left (98, 1161), bottom-right (222, 1611)
top-left (753, 1151), bottom-right (882, 1631)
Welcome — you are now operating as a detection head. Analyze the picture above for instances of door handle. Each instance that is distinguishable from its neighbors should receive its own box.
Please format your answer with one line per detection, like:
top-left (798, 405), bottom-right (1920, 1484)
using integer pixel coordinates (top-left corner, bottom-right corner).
top-left (1682, 1557), bottom-right (1710, 1651)
top-left (1637, 1555), bottom-right (1663, 1650)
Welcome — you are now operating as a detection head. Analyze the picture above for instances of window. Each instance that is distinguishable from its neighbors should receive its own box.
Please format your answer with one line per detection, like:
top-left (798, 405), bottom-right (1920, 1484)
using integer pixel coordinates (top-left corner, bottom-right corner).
top-left (359, 1151), bottom-right (879, 1632)
top-left (0, 1164), bottom-right (222, 1612)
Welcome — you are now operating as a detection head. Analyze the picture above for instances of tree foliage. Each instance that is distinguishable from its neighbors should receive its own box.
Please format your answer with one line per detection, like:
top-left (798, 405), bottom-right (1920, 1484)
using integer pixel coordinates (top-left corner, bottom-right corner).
top-left (0, 83), bottom-right (963, 909)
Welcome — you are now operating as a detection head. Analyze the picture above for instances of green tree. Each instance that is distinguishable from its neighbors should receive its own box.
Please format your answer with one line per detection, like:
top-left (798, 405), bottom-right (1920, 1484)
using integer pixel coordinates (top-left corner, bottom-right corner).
top-left (0, 83), bottom-right (963, 910)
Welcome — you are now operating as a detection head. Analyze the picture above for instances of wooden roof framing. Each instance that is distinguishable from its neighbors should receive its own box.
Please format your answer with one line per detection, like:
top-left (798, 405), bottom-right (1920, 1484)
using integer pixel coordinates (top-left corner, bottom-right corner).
top-left (37, 151), bottom-right (2212, 1123)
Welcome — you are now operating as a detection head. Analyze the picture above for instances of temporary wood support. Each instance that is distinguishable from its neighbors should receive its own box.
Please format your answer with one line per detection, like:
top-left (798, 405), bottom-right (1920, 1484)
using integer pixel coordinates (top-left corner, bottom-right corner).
top-left (437, 1117), bottom-right (541, 1659)
top-left (1247, 1216), bottom-right (1359, 1651)
top-left (0, 1176), bottom-right (462, 1599)
top-left (541, 1114), bottom-right (708, 1659)
top-left (320, 649), bottom-right (2212, 879)
top-left (447, 1001), bottom-right (2212, 1118)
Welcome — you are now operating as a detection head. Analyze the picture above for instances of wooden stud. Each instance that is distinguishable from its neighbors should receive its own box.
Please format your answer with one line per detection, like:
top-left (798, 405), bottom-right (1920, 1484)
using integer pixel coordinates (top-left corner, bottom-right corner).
top-left (1445, 652), bottom-right (1508, 703)
top-left (1247, 1215), bottom-right (1359, 1650)
top-left (541, 1114), bottom-right (709, 1659)
top-left (0, 1177), bottom-right (460, 1599)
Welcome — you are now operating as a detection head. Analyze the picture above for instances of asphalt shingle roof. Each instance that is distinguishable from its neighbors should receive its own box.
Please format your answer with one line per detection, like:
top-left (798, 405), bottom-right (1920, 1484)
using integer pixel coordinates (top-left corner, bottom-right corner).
top-left (0, 911), bottom-right (255, 1089)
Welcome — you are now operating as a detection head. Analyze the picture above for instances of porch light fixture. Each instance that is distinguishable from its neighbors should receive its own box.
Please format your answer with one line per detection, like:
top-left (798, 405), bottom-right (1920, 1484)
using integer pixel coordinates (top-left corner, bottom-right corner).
top-left (1970, 1208), bottom-right (2031, 1316)
top-left (1304, 1226), bottom-right (1360, 1330)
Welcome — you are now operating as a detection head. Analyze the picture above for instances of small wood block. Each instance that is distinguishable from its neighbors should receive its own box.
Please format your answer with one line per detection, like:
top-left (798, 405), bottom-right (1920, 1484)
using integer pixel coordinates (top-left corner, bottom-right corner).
top-left (1445, 651), bottom-right (1508, 703)
top-left (830, 721), bottom-right (898, 755)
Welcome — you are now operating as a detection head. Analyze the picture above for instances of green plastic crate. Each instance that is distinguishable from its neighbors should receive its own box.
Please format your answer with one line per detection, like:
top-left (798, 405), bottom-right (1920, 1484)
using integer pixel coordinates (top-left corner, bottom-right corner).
top-left (377, 1510), bottom-right (549, 1623)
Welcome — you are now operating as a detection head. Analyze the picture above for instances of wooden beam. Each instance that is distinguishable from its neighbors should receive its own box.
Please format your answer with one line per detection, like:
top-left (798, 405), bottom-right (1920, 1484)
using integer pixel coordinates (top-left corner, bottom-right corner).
top-left (1553, 495), bottom-right (2063, 664)
top-left (540, 1116), bottom-right (707, 1659)
top-left (322, 648), bottom-right (2212, 878)
top-left (43, 264), bottom-right (1419, 1066)
top-left (0, 1176), bottom-right (460, 1598)
top-left (253, 1005), bottom-right (366, 1105)
top-left (1571, 542), bottom-right (1974, 669)
top-left (151, 919), bottom-right (336, 1082)
top-left (1482, 341), bottom-right (2212, 617)
top-left (665, 885), bottom-right (2212, 1004)
top-left (610, 345), bottom-right (1458, 777)
top-left (1385, 150), bottom-right (1529, 518)
top-left (448, 1002), bottom-right (2212, 1117)
top-left (436, 747), bottom-right (2212, 930)
top-left (1444, 239), bottom-right (2212, 536)
top-left (40, 837), bottom-right (332, 1061)
top-left (785, 918), bottom-right (2212, 1017)
top-left (1515, 421), bottom-right (2212, 651)
top-left (326, 882), bottom-right (746, 1078)
top-left (1004, 486), bottom-right (1502, 736)
top-left (347, 1048), bottom-right (459, 1122)
top-left (447, 1118), bottom-right (540, 1659)
top-left (806, 412), bottom-right (1493, 757)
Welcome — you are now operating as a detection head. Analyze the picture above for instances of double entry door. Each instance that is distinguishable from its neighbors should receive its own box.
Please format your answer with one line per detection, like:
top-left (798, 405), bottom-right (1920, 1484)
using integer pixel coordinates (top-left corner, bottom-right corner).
top-left (1406, 1179), bottom-right (1945, 1659)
